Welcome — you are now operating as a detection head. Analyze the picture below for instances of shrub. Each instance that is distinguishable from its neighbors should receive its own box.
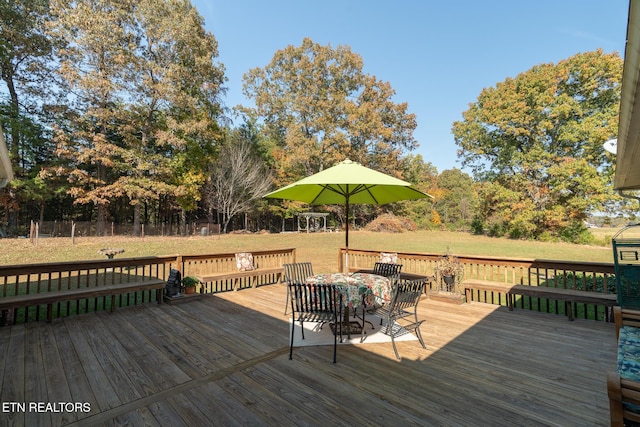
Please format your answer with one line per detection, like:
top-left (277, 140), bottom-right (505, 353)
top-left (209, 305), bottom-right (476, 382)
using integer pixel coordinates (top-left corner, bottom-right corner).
top-left (470, 217), bottom-right (484, 235)
top-left (559, 221), bottom-right (595, 245)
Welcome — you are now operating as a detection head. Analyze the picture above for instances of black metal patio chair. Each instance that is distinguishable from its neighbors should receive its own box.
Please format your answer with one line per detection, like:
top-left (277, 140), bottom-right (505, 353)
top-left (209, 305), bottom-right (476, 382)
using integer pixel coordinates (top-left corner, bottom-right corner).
top-left (283, 262), bottom-right (315, 314)
top-left (368, 277), bottom-right (427, 360)
top-left (288, 282), bottom-right (343, 363)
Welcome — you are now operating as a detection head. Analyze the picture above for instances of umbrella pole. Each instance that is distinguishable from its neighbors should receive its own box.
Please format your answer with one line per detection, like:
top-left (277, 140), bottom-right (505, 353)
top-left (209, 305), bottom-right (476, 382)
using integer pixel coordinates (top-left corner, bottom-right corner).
top-left (345, 196), bottom-right (349, 272)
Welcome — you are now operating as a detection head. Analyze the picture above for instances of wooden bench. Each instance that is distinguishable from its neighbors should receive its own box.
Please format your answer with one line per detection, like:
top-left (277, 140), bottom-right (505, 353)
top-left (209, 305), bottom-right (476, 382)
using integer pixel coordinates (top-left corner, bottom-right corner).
top-left (463, 279), bottom-right (618, 321)
top-left (463, 279), bottom-right (515, 307)
top-left (0, 279), bottom-right (166, 324)
top-left (608, 307), bottom-right (640, 427)
top-left (197, 267), bottom-right (284, 291)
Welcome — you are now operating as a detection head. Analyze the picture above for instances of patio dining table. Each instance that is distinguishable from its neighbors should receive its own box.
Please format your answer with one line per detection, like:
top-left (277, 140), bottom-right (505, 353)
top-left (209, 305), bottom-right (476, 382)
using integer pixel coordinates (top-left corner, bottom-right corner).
top-left (305, 272), bottom-right (392, 337)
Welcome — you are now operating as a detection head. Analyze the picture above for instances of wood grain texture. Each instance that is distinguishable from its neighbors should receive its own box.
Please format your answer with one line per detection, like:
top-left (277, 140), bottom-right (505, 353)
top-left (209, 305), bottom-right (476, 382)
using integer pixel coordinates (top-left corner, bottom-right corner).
top-left (0, 284), bottom-right (617, 426)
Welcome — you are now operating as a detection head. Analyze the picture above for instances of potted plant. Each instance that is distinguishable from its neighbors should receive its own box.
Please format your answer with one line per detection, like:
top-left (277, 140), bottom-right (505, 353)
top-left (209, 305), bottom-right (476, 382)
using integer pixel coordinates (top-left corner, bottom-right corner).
top-left (182, 276), bottom-right (199, 294)
top-left (434, 253), bottom-right (464, 293)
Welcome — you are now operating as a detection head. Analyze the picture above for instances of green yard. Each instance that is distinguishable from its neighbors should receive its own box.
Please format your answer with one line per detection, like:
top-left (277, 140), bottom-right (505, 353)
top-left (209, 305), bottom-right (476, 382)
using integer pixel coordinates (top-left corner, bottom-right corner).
top-left (1, 229), bottom-right (616, 273)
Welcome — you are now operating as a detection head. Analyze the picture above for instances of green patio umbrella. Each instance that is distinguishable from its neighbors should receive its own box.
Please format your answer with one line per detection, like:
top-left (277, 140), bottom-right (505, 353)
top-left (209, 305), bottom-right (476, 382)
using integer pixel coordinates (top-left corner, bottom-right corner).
top-left (264, 159), bottom-right (432, 268)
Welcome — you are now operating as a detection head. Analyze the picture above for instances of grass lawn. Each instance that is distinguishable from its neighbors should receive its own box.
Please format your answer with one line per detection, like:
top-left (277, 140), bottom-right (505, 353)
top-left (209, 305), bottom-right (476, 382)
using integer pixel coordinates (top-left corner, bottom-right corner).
top-left (0, 229), bottom-right (615, 274)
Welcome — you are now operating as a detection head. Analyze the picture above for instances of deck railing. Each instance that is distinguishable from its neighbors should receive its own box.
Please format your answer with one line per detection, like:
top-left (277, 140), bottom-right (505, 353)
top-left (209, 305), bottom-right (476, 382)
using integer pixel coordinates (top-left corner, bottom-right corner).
top-left (0, 245), bottom-right (614, 323)
top-left (0, 248), bottom-right (295, 324)
top-left (181, 248), bottom-right (295, 293)
top-left (341, 248), bottom-right (616, 320)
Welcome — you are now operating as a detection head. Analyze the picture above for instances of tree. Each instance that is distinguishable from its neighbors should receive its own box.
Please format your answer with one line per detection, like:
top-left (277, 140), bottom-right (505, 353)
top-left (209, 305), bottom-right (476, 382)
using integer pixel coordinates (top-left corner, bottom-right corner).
top-left (0, 0), bottom-right (55, 162)
top-left (452, 50), bottom-right (622, 240)
top-left (47, 0), bottom-right (224, 235)
top-left (241, 37), bottom-right (417, 182)
top-left (204, 129), bottom-right (272, 233)
top-left (437, 169), bottom-right (478, 226)
top-left (395, 154), bottom-right (437, 228)
top-left (0, 0), bottom-right (63, 233)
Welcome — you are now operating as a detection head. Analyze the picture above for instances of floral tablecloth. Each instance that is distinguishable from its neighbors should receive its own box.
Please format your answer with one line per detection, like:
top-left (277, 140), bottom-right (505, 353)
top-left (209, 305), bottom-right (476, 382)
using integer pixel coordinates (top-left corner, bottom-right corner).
top-left (306, 273), bottom-right (391, 308)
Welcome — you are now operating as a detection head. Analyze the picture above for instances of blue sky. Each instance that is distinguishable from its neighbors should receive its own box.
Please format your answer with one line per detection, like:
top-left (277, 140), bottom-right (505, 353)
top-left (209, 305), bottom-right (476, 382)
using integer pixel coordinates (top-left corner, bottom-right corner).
top-left (192, 0), bottom-right (628, 173)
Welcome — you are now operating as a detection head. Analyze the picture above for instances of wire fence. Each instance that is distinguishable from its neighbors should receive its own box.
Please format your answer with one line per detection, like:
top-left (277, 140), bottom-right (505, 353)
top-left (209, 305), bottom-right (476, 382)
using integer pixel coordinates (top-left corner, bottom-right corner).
top-left (28, 220), bottom-right (221, 241)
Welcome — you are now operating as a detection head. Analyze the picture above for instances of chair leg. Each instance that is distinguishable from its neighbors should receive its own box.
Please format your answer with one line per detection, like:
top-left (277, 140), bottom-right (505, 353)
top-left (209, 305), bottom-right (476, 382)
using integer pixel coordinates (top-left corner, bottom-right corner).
top-left (333, 317), bottom-right (338, 364)
top-left (414, 314), bottom-right (426, 349)
top-left (415, 323), bottom-right (426, 349)
top-left (332, 310), bottom-right (342, 363)
top-left (360, 307), bottom-right (366, 343)
top-left (390, 330), bottom-right (400, 360)
top-left (289, 317), bottom-right (295, 360)
top-left (284, 287), bottom-right (290, 315)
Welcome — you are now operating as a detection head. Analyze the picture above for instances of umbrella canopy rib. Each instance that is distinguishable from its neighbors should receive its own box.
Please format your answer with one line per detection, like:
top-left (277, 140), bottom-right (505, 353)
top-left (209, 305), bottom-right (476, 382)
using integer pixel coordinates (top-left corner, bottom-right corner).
top-left (312, 184), bottom-right (380, 205)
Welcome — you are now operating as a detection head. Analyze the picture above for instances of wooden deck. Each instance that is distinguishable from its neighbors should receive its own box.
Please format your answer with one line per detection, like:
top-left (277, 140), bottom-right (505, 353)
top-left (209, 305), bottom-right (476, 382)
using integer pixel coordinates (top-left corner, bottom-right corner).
top-left (0, 284), bottom-right (617, 426)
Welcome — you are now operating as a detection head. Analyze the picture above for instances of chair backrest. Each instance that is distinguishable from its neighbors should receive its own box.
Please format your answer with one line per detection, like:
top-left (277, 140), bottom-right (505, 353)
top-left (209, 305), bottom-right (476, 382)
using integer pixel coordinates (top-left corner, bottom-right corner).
top-left (373, 262), bottom-right (403, 279)
top-left (283, 262), bottom-right (314, 284)
top-left (288, 283), bottom-right (341, 314)
top-left (389, 278), bottom-right (426, 313)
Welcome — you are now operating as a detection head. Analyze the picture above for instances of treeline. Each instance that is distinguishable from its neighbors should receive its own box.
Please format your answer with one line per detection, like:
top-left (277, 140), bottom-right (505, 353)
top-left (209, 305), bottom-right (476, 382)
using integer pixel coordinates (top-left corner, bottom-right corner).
top-left (0, 1), bottom-right (630, 241)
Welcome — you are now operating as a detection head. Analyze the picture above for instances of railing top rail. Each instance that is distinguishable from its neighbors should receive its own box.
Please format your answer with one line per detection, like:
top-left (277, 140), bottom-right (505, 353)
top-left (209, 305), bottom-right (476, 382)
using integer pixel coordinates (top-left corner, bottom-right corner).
top-left (0, 255), bottom-right (180, 276)
top-left (341, 247), bottom-right (614, 271)
top-left (182, 248), bottom-right (296, 262)
top-left (0, 248), bottom-right (296, 277)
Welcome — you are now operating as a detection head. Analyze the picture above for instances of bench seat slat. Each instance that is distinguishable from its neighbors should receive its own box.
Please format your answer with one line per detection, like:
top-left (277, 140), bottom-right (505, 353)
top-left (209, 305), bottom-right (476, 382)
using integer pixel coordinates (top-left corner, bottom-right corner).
top-left (463, 279), bottom-right (617, 321)
top-left (197, 267), bottom-right (283, 291)
top-left (0, 279), bottom-right (165, 323)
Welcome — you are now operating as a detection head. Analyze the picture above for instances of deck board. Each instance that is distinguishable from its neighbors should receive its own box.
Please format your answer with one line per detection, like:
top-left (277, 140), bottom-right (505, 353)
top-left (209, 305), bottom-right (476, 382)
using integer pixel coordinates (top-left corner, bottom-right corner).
top-left (63, 319), bottom-right (122, 412)
top-left (41, 323), bottom-right (77, 427)
top-left (0, 284), bottom-right (618, 426)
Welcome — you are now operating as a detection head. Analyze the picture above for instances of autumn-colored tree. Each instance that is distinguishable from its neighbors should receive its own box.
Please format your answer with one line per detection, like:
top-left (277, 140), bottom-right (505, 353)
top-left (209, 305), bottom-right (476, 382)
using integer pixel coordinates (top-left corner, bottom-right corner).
top-left (452, 50), bottom-right (622, 240)
top-left (0, 0), bottom-right (62, 232)
top-left (430, 210), bottom-right (441, 225)
top-left (241, 38), bottom-right (418, 184)
top-left (47, 0), bottom-right (224, 234)
top-left (0, 0), bottom-right (54, 160)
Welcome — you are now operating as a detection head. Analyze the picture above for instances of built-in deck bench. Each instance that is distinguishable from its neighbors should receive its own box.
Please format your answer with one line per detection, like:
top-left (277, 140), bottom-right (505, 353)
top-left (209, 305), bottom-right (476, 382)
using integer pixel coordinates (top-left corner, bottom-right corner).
top-left (608, 307), bottom-right (640, 427)
top-left (0, 279), bottom-right (165, 324)
top-left (463, 279), bottom-right (618, 321)
top-left (197, 267), bottom-right (284, 291)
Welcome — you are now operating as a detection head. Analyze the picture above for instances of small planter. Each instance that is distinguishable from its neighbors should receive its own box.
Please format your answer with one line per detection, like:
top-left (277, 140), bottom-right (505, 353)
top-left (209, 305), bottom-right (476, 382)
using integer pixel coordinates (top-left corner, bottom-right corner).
top-left (182, 276), bottom-right (199, 295)
top-left (442, 274), bottom-right (456, 292)
top-left (434, 253), bottom-right (464, 294)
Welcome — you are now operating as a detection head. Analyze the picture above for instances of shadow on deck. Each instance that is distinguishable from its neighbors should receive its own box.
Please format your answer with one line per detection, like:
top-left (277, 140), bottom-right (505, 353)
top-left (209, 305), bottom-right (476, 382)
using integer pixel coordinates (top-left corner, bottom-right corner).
top-left (0, 284), bottom-right (617, 426)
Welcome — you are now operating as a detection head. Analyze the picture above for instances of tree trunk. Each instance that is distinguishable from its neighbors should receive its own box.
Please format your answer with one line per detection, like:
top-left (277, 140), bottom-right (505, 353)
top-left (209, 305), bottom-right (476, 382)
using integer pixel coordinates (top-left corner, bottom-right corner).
top-left (95, 161), bottom-right (107, 235)
top-left (180, 209), bottom-right (186, 236)
top-left (5, 70), bottom-right (20, 163)
top-left (133, 203), bottom-right (141, 236)
top-left (39, 201), bottom-right (45, 226)
top-left (96, 204), bottom-right (106, 236)
top-left (222, 212), bottom-right (231, 234)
